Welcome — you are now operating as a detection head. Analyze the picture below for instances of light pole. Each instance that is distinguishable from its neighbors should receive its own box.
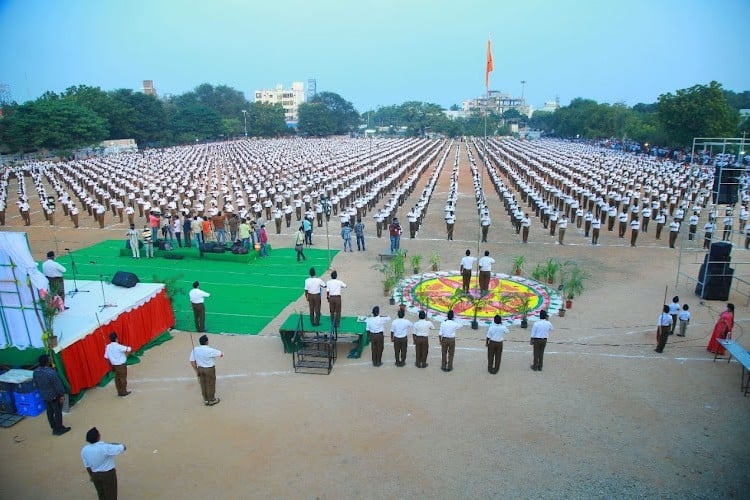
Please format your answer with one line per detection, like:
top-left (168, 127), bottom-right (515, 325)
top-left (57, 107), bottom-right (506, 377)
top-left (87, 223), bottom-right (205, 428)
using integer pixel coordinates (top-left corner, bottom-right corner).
top-left (520, 80), bottom-right (526, 101)
top-left (242, 109), bottom-right (248, 137)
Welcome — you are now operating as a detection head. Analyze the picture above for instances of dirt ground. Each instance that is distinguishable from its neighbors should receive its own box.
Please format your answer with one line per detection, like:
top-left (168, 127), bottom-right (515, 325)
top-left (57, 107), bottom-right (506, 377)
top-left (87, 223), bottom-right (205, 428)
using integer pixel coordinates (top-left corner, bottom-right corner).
top-left (1, 141), bottom-right (749, 499)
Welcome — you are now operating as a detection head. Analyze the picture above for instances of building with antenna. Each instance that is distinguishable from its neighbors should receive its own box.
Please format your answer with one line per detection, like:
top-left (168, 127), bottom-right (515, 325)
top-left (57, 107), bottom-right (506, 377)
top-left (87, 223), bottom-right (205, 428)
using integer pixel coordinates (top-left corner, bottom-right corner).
top-left (254, 82), bottom-right (305, 125)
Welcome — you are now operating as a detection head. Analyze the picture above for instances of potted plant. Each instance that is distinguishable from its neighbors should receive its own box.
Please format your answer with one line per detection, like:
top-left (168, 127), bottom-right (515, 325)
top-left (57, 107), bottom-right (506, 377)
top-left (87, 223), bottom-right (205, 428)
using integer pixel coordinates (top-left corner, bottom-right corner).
top-left (543, 258), bottom-right (561, 285)
top-left (38, 292), bottom-right (62, 348)
top-left (383, 275), bottom-right (397, 298)
top-left (466, 294), bottom-right (488, 330)
top-left (562, 268), bottom-right (586, 309)
top-left (391, 250), bottom-right (406, 281)
top-left (411, 254), bottom-right (423, 275)
top-left (517, 294), bottom-right (533, 328)
top-left (512, 255), bottom-right (525, 276)
top-left (531, 263), bottom-right (545, 282)
top-left (429, 252), bottom-right (441, 272)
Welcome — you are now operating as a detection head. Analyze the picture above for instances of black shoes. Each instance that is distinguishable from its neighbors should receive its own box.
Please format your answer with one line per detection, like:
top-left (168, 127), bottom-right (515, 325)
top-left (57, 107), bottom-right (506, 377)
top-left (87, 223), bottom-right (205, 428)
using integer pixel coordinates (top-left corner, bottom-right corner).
top-left (118, 391), bottom-right (132, 397)
top-left (205, 398), bottom-right (220, 406)
top-left (53, 427), bottom-right (71, 436)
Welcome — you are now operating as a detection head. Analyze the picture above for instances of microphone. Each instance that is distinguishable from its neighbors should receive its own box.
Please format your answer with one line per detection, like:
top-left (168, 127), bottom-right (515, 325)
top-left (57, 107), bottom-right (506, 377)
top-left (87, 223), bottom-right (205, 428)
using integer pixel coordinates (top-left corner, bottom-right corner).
top-left (90, 261), bottom-right (96, 264)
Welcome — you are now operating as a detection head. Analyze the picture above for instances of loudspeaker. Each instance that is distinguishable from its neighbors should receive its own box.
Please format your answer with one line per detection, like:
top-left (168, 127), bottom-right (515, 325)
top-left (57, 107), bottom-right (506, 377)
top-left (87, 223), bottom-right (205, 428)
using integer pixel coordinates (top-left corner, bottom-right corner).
top-left (112, 271), bottom-right (139, 288)
top-left (695, 265), bottom-right (733, 300)
top-left (708, 241), bottom-right (732, 262)
top-left (712, 165), bottom-right (741, 205)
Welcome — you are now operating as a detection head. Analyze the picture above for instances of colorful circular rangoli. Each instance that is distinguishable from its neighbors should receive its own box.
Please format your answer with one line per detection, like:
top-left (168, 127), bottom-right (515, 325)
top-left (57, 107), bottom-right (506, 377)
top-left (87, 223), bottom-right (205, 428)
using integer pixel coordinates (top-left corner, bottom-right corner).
top-left (393, 271), bottom-right (562, 326)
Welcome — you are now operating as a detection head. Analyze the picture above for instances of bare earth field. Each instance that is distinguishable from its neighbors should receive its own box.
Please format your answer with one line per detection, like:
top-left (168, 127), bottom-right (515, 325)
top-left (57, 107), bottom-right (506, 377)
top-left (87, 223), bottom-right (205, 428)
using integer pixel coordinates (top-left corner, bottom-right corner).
top-left (1, 142), bottom-right (749, 499)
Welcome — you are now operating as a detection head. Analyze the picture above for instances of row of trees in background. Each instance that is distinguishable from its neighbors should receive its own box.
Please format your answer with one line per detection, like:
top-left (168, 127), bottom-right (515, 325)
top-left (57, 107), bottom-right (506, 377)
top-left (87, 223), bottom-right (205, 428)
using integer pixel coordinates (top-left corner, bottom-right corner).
top-left (0, 80), bottom-right (747, 154)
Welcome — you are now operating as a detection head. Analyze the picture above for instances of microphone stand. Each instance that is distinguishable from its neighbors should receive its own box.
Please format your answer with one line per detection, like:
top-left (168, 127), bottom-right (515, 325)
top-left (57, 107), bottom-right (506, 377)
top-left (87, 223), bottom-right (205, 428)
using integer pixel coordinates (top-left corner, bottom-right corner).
top-left (90, 261), bottom-right (116, 311)
top-left (66, 248), bottom-right (89, 296)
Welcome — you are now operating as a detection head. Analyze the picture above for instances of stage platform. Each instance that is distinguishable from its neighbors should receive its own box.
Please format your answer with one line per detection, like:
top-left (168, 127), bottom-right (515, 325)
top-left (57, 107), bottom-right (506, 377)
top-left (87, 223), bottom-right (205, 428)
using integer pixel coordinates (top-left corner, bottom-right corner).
top-left (278, 314), bottom-right (368, 358)
top-left (51, 279), bottom-right (175, 394)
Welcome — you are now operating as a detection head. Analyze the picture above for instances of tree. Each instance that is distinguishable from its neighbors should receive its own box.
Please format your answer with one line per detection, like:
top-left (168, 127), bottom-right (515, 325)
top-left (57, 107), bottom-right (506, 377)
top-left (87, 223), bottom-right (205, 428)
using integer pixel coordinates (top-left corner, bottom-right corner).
top-left (170, 104), bottom-right (224, 143)
top-left (176, 83), bottom-right (251, 119)
top-left (298, 102), bottom-right (335, 136)
top-left (529, 110), bottom-right (554, 132)
top-left (658, 81), bottom-right (740, 146)
top-left (248, 102), bottom-right (287, 137)
top-left (298, 92), bottom-right (359, 136)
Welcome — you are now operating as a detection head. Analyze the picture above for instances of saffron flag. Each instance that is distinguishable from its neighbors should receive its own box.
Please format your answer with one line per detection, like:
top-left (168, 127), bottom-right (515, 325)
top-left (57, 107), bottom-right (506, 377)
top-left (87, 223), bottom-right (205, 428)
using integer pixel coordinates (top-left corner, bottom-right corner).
top-left (485, 37), bottom-right (494, 90)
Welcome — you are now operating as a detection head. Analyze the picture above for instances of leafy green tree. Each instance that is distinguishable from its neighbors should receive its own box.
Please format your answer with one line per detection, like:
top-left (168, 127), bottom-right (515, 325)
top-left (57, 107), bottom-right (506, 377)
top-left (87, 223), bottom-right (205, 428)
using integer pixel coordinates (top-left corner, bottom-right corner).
top-left (529, 110), bottom-right (554, 132)
top-left (298, 102), bottom-right (336, 136)
top-left (176, 83), bottom-right (250, 119)
top-left (298, 92), bottom-right (359, 136)
top-left (248, 102), bottom-right (287, 137)
top-left (170, 104), bottom-right (224, 143)
top-left (657, 81), bottom-right (740, 146)
top-left (3, 99), bottom-right (107, 151)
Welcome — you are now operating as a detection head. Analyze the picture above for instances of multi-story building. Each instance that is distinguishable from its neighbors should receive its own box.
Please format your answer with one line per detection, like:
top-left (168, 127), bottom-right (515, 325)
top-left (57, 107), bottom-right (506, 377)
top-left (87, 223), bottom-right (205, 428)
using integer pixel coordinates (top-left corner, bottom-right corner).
top-left (462, 90), bottom-right (531, 118)
top-left (142, 80), bottom-right (157, 96)
top-left (254, 82), bottom-right (305, 124)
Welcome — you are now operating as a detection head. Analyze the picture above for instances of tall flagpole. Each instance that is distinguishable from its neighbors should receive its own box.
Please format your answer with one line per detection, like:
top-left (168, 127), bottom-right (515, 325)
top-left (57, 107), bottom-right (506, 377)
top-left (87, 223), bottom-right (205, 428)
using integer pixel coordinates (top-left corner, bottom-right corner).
top-left (479, 35), bottom-right (494, 265)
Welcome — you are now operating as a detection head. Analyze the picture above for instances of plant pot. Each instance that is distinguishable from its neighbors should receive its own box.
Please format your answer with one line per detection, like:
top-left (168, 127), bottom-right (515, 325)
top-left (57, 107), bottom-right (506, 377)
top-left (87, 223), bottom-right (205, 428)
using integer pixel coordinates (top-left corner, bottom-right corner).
top-left (471, 320), bottom-right (479, 330)
top-left (514, 269), bottom-right (521, 276)
top-left (520, 318), bottom-right (528, 329)
top-left (383, 289), bottom-right (390, 297)
top-left (413, 268), bottom-right (420, 275)
top-left (47, 335), bottom-right (58, 349)
top-left (566, 299), bottom-right (573, 309)
top-left (399, 304), bottom-right (406, 312)
top-left (432, 264), bottom-right (438, 272)
top-left (389, 298), bottom-right (396, 305)
top-left (547, 278), bottom-right (554, 285)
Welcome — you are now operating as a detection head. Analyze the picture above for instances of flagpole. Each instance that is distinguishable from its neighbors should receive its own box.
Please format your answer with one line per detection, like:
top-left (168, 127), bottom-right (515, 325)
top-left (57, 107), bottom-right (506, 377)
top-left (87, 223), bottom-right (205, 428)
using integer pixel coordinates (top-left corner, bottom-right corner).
top-left (479, 35), bottom-right (493, 266)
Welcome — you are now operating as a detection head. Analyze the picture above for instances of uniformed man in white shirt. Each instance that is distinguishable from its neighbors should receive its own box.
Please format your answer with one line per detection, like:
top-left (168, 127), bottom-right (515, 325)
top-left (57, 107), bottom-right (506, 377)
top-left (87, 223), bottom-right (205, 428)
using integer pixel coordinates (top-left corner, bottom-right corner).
top-left (189, 281), bottom-right (210, 332)
top-left (189, 334), bottom-right (223, 406)
top-left (325, 270), bottom-right (347, 329)
top-left (304, 267), bottom-right (326, 326)
top-left (390, 309), bottom-right (412, 367)
top-left (104, 332), bottom-right (132, 397)
top-left (439, 310), bottom-right (462, 372)
top-left (486, 314), bottom-right (509, 374)
top-left (460, 249), bottom-right (477, 293)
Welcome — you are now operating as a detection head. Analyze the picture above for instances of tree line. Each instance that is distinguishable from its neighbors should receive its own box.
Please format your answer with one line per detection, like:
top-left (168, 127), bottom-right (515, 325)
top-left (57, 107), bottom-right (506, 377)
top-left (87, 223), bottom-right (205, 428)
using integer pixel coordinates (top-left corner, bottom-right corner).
top-left (0, 80), bottom-right (747, 154)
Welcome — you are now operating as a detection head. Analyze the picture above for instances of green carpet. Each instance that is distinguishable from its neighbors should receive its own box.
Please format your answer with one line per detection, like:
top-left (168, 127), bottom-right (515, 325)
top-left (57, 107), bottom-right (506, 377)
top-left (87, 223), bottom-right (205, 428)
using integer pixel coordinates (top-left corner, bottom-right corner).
top-left (52, 240), bottom-right (337, 335)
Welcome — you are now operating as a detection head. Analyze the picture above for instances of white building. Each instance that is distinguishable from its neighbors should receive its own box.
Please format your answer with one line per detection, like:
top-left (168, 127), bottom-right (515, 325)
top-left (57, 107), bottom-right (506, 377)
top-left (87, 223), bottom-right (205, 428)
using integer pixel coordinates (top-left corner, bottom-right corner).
top-left (539, 100), bottom-right (560, 113)
top-left (463, 91), bottom-right (532, 118)
top-left (254, 82), bottom-right (305, 124)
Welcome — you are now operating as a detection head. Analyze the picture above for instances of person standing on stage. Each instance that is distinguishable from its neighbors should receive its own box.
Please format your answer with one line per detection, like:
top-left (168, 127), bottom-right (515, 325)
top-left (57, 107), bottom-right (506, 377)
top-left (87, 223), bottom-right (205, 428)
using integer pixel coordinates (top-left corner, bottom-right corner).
top-left (459, 249), bottom-right (476, 294)
top-left (412, 310), bottom-right (434, 368)
top-left (104, 332), bottom-right (132, 397)
top-left (189, 334), bottom-right (223, 406)
top-left (33, 354), bottom-right (70, 436)
top-left (326, 270), bottom-right (346, 329)
top-left (365, 306), bottom-right (391, 367)
top-left (126, 224), bottom-right (140, 259)
top-left (390, 309), bottom-right (412, 367)
top-left (655, 304), bottom-right (673, 353)
top-left (81, 427), bottom-right (126, 500)
top-left (486, 314), bottom-right (509, 374)
top-left (530, 310), bottom-right (553, 371)
top-left (304, 267), bottom-right (326, 326)
top-left (42, 251), bottom-right (66, 299)
top-left (439, 310), bottom-right (461, 372)
top-left (189, 281), bottom-right (210, 333)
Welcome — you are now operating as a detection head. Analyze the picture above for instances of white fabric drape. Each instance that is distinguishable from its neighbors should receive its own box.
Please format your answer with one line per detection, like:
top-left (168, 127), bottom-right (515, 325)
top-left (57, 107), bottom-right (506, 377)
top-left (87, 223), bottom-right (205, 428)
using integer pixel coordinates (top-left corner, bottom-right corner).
top-left (0, 232), bottom-right (48, 349)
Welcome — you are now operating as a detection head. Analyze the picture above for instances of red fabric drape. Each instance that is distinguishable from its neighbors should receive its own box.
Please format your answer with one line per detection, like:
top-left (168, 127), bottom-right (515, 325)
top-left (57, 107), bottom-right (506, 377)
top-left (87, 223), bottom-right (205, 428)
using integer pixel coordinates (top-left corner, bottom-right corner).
top-left (60, 290), bottom-right (175, 394)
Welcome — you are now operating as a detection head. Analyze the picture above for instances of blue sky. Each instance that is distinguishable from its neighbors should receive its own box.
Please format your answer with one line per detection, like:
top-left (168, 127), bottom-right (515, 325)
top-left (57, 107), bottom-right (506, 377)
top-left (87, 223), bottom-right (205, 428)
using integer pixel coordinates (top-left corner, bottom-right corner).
top-left (1, 0), bottom-right (748, 112)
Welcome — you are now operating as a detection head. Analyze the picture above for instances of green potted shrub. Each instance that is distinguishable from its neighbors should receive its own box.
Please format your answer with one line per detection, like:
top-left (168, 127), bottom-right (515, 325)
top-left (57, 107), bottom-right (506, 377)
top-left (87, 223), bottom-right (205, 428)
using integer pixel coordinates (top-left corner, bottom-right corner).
top-left (562, 268), bottom-right (586, 309)
top-left (543, 258), bottom-right (561, 285)
top-left (429, 252), bottom-right (440, 272)
top-left (512, 255), bottom-right (525, 276)
top-left (531, 263), bottom-right (545, 282)
top-left (517, 294), bottom-right (533, 328)
top-left (411, 254), bottom-right (423, 274)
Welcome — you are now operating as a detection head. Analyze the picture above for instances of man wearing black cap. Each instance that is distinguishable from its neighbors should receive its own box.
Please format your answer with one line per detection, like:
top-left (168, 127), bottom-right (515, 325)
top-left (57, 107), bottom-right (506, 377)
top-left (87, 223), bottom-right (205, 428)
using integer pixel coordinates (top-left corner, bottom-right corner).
top-left (42, 251), bottom-right (66, 299)
top-left (32, 354), bottom-right (70, 436)
top-left (104, 332), bottom-right (132, 397)
top-left (81, 427), bottom-right (126, 500)
top-left (189, 334), bottom-right (223, 406)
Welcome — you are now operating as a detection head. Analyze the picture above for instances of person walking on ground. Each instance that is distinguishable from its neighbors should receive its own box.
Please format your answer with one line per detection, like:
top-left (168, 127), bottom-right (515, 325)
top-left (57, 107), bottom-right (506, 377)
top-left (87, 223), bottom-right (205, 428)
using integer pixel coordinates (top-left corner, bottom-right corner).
top-left (294, 226), bottom-right (306, 262)
top-left (126, 224), bottom-right (140, 258)
top-left (668, 296), bottom-right (680, 334)
top-left (189, 334), bottom-right (223, 406)
top-left (677, 304), bottom-right (691, 337)
top-left (460, 249), bottom-right (476, 294)
top-left (303, 217), bottom-right (313, 246)
top-left (365, 306), bottom-right (391, 367)
top-left (304, 267), bottom-right (326, 326)
top-left (530, 310), bottom-right (553, 371)
top-left (477, 250), bottom-right (495, 295)
top-left (81, 427), bottom-right (126, 500)
top-left (655, 304), bottom-right (673, 353)
top-left (104, 332), bottom-right (132, 397)
top-left (412, 310), bottom-right (434, 368)
top-left (707, 303), bottom-right (734, 355)
top-left (439, 310), bottom-right (461, 372)
top-left (354, 218), bottom-right (366, 251)
top-left (390, 309), bottom-right (412, 366)
top-left (189, 281), bottom-right (210, 333)
top-left (326, 270), bottom-right (346, 329)
top-left (32, 354), bottom-right (70, 436)
top-left (42, 251), bottom-right (66, 299)
top-left (486, 314), bottom-right (508, 374)
top-left (341, 221), bottom-right (353, 252)
top-left (389, 218), bottom-right (402, 253)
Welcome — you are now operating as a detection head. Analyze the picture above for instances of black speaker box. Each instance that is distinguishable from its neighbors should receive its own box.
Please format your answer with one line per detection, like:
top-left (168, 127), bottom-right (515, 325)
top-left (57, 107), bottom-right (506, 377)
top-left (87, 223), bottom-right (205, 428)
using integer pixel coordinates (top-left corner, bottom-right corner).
top-left (712, 165), bottom-right (741, 205)
top-left (695, 265), bottom-right (733, 300)
top-left (708, 242), bottom-right (732, 262)
top-left (112, 271), bottom-right (139, 288)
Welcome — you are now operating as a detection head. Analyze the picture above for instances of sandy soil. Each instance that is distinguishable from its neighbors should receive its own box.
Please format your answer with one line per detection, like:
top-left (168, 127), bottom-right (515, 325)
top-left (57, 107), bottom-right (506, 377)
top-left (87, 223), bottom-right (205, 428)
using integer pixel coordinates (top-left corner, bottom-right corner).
top-left (1, 141), bottom-right (749, 499)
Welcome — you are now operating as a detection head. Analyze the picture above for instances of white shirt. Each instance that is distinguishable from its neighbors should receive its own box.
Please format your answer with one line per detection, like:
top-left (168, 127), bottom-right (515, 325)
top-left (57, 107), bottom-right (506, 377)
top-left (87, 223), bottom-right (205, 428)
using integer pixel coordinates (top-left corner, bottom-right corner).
top-left (657, 312), bottom-right (672, 327)
top-left (390, 318), bottom-right (412, 338)
top-left (478, 256), bottom-right (495, 272)
top-left (365, 315), bottom-right (391, 333)
top-left (439, 319), bottom-right (462, 338)
top-left (412, 319), bottom-right (434, 337)
top-left (189, 288), bottom-right (210, 304)
top-left (104, 341), bottom-right (131, 366)
top-left (326, 279), bottom-right (346, 296)
top-left (486, 323), bottom-right (509, 342)
top-left (304, 277), bottom-right (326, 295)
top-left (189, 344), bottom-right (223, 367)
top-left (81, 441), bottom-right (125, 473)
top-left (460, 256), bottom-right (476, 272)
top-left (42, 259), bottom-right (66, 278)
top-left (678, 310), bottom-right (691, 322)
top-left (530, 319), bottom-right (553, 339)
